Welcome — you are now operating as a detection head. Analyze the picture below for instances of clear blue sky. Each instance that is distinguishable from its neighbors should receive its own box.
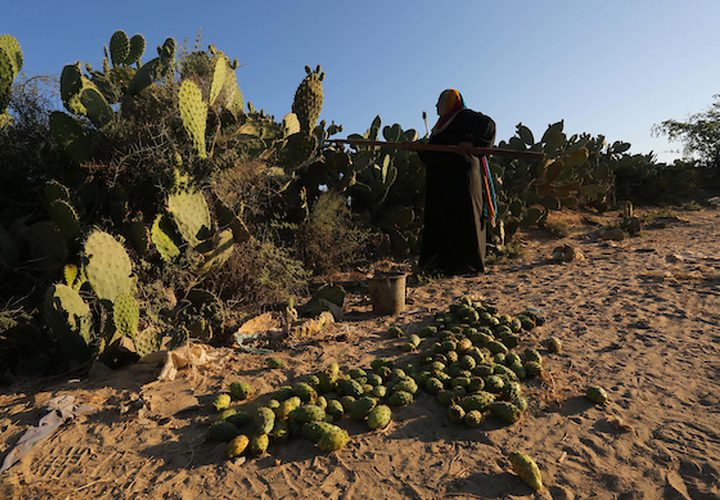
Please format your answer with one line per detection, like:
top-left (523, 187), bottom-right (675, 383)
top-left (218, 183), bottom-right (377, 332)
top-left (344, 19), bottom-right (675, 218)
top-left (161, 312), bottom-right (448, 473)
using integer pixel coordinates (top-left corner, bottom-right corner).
top-left (5, 0), bottom-right (720, 161)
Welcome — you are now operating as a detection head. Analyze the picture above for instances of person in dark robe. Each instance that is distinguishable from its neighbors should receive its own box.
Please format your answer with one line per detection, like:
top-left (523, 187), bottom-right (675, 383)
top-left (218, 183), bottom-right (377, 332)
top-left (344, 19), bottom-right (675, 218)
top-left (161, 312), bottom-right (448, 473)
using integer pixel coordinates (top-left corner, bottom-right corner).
top-left (417, 89), bottom-right (497, 275)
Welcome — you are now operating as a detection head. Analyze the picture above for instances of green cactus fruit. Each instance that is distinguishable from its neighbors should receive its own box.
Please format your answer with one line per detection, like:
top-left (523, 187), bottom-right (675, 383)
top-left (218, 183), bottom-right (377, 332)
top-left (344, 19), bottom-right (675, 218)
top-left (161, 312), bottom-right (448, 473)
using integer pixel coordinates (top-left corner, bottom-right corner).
top-left (317, 426), bottom-right (349, 453)
top-left (290, 404), bottom-right (325, 424)
top-left (502, 381), bottom-right (523, 401)
top-left (493, 364), bottom-right (519, 381)
top-left (272, 386), bottom-right (295, 401)
top-left (448, 404), bottom-right (466, 424)
top-left (366, 373), bottom-right (383, 386)
top-left (493, 353), bottom-right (506, 365)
top-left (519, 315), bottom-right (536, 331)
top-left (266, 357), bottom-right (285, 369)
top-left (585, 385), bottom-right (608, 405)
top-left (213, 394), bottom-right (232, 412)
top-left (393, 378), bottom-right (418, 395)
top-left (178, 80), bottom-right (207, 159)
top-left (505, 353), bottom-right (521, 365)
top-left (316, 396), bottom-right (328, 410)
top-left (372, 385), bottom-right (387, 399)
top-left (229, 381), bottom-right (252, 401)
top-left (543, 337), bottom-right (562, 353)
top-left (467, 377), bottom-right (485, 393)
top-left (484, 375), bottom-right (506, 393)
top-left (419, 325), bottom-right (437, 338)
top-left (424, 377), bottom-right (444, 394)
top-left (460, 355), bottom-right (476, 371)
top-left (370, 358), bottom-right (391, 371)
top-left (217, 407), bottom-right (237, 421)
top-left (524, 348), bottom-right (542, 364)
top-left (348, 368), bottom-right (366, 379)
top-left (460, 392), bottom-right (496, 412)
top-left (293, 382), bottom-right (318, 403)
top-left (508, 451), bottom-right (543, 492)
top-left (350, 396), bottom-right (377, 421)
top-left (340, 396), bottom-right (356, 412)
top-left (226, 434), bottom-right (249, 459)
top-left (269, 399), bottom-right (282, 409)
top-left (437, 390), bottom-right (456, 406)
top-left (209, 55), bottom-right (227, 106)
top-left (456, 338), bottom-right (473, 352)
top-left (326, 399), bottom-right (344, 420)
top-left (487, 340), bottom-right (508, 355)
top-left (306, 375), bottom-right (321, 388)
top-left (44, 283), bottom-right (92, 343)
top-left (83, 230), bottom-right (133, 302)
top-left (207, 421), bottom-right (240, 442)
top-left (109, 31), bottom-right (130, 66)
top-left (338, 378), bottom-right (364, 398)
top-left (292, 65), bottom-right (324, 132)
top-left (249, 434), bottom-right (269, 456)
top-left (126, 34), bottom-right (146, 65)
top-left (387, 390), bottom-right (413, 407)
top-left (464, 410), bottom-right (485, 428)
top-left (49, 112), bottom-right (90, 163)
top-left (302, 421), bottom-right (337, 443)
top-left (150, 215), bottom-right (180, 262)
top-left (408, 334), bottom-right (421, 348)
top-left (254, 407), bottom-right (275, 435)
top-left (499, 332), bottom-right (520, 349)
top-left (489, 401), bottom-right (522, 423)
top-left (269, 421), bottom-right (290, 444)
top-left (113, 292), bottom-right (139, 338)
top-left (367, 405), bottom-right (392, 430)
top-left (391, 368), bottom-right (406, 380)
top-left (133, 326), bottom-right (161, 357)
top-left (474, 363), bottom-right (494, 377)
top-left (167, 189), bottom-right (211, 248)
top-left (225, 410), bottom-right (251, 428)
top-left (524, 361), bottom-right (543, 378)
top-left (512, 396), bottom-right (529, 412)
top-left (276, 396), bottom-right (302, 421)
top-left (387, 326), bottom-right (403, 338)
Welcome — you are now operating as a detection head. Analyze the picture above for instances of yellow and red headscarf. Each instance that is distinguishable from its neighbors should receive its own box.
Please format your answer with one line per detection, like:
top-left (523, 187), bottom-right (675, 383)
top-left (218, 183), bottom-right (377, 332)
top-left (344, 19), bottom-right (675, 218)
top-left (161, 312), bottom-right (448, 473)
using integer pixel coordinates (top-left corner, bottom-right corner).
top-left (432, 89), bottom-right (466, 133)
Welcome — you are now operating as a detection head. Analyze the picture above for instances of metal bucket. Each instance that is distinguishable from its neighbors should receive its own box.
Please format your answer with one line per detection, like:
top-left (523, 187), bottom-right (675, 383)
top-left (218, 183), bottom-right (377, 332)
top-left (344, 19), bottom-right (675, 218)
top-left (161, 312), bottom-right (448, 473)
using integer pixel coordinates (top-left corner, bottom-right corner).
top-left (367, 271), bottom-right (407, 316)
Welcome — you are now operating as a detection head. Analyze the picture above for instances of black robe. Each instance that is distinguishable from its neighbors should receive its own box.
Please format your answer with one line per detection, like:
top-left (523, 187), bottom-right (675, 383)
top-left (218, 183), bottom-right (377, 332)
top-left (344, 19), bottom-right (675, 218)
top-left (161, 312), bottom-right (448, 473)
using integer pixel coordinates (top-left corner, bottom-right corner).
top-left (418, 109), bottom-right (496, 275)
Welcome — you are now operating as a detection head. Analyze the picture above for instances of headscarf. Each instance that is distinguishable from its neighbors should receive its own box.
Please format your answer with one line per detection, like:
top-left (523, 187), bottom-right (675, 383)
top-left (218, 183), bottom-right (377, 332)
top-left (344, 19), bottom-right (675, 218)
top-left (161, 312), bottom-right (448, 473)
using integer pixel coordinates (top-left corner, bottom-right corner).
top-left (432, 89), bottom-right (466, 134)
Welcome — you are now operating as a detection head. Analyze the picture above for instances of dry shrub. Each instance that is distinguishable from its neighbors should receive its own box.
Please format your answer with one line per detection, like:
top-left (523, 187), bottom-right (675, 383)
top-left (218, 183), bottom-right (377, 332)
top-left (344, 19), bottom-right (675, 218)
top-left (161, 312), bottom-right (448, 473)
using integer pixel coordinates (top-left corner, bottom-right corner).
top-left (298, 192), bottom-right (371, 274)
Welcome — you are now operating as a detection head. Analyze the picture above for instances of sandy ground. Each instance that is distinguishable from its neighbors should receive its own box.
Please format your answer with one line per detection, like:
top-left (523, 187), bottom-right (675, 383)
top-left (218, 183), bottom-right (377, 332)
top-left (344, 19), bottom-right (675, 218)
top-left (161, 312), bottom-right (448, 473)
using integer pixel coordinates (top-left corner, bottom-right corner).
top-left (1, 207), bottom-right (719, 499)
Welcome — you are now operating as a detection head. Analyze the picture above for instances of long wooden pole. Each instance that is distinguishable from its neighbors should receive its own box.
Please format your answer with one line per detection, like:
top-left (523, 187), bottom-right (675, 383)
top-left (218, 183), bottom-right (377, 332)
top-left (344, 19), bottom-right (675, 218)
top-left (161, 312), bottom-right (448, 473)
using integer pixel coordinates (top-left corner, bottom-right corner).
top-left (325, 138), bottom-right (544, 161)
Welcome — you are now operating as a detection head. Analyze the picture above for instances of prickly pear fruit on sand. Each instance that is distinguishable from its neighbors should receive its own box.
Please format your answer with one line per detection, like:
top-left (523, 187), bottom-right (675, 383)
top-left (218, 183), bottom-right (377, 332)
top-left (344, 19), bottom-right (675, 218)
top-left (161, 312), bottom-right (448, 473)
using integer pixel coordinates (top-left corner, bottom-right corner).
top-left (508, 451), bottom-right (543, 491)
top-left (585, 385), bottom-right (608, 404)
top-left (230, 381), bottom-right (252, 401)
top-left (266, 357), bottom-right (285, 369)
top-left (270, 421), bottom-right (290, 444)
top-left (213, 394), bottom-right (231, 412)
top-left (464, 410), bottom-right (485, 428)
top-left (523, 348), bottom-right (542, 364)
top-left (424, 377), bottom-right (444, 394)
top-left (448, 404), bottom-right (466, 424)
top-left (350, 396), bottom-right (377, 421)
top-left (372, 385), bottom-right (387, 398)
top-left (254, 407), bottom-right (275, 434)
top-left (226, 410), bottom-right (251, 428)
top-left (317, 426), bottom-right (349, 453)
top-left (249, 434), bottom-right (269, 456)
top-left (326, 399), bottom-right (344, 420)
top-left (289, 404), bottom-right (325, 424)
top-left (367, 405), bottom-right (392, 430)
top-left (460, 392), bottom-right (495, 412)
top-left (276, 396), bottom-right (301, 421)
top-left (293, 382), bottom-right (318, 403)
top-left (524, 361), bottom-right (543, 378)
top-left (207, 421), bottom-right (240, 442)
top-left (387, 326), bottom-right (403, 338)
top-left (387, 390), bottom-right (413, 407)
top-left (226, 434), bottom-right (249, 459)
top-left (484, 375), bottom-right (505, 393)
top-left (543, 337), bottom-right (562, 353)
top-left (338, 378), bottom-right (364, 398)
top-left (489, 401), bottom-right (522, 424)
top-left (302, 421), bottom-right (337, 443)
top-left (340, 395), bottom-right (356, 412)
top-left (393, 378), bottom-right (418, 395)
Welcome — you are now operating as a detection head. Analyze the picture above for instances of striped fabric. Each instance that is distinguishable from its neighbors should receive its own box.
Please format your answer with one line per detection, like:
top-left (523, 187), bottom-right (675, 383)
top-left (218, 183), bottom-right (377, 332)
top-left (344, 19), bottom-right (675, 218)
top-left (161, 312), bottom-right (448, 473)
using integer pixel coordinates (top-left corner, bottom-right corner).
top-left (481, 156), bottom-right (497, 226)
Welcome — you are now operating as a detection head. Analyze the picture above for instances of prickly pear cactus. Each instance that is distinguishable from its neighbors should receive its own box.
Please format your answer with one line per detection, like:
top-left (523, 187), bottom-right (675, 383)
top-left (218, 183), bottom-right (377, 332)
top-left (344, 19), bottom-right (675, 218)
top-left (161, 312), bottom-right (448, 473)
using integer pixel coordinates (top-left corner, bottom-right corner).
top-left (178, 79), bottom-right (208, 159)
top-left (226, 435), bottom-right (249, 459)
top-left (43, 284), bottom-right (92, 343)
top-left (316, 425), bottom-right (349, 452)
top-left (508, 451), bottom-right (543, 491)
top-left (133, 326), bottom-right (161, 357)
top-left (0, 34), bottom-right (23, 75)
top-left (83, 230), bottom-right (134, 302)
top-left (126, 34), bottom-right (146, 65)
top-left (0, 34), bottom-right (22, 116)
top-left (166, 189), bottom-right (212, 248)
top-left (113, 292), bottom-right (139, 337)
top-left (366, 405), bottom-right (392, 430)
top-left (48, 199), bottom-right (81, 240)
top-left (585, 385), bottom-right (608, 404)
top-left (209, 54), bottom-right (227, 106)
top-left (292, 65), bottom-right (324, 132)
top-left (109, 30), bottom-right (130, 67)
top-left (150, 215), bottom-right (181, 262)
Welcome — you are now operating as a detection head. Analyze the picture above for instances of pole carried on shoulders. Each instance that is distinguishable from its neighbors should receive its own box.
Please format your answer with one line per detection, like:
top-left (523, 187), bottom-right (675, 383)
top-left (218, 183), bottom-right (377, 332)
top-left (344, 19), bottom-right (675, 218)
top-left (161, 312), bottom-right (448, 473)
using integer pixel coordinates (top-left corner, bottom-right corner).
top-left (325, 138), bottom-right (544, 161)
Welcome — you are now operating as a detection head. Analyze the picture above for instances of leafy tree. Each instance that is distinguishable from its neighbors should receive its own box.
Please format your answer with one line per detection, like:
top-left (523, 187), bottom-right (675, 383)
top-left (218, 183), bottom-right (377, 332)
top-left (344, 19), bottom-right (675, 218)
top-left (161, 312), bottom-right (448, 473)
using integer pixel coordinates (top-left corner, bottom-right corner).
top-left (656, 94), bottom-right (720, 168)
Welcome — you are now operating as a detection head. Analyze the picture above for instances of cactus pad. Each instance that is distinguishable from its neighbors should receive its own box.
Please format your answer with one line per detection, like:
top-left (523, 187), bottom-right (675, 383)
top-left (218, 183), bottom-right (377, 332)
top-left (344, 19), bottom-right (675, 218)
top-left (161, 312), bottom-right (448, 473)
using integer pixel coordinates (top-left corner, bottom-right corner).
top-left (48, 199), bottom-right (81, 240)
top-left (113, 292), bottom-right (139, 337)
top-left (230, 381), bottom-right (252, 401)
top-left (43, 283), bottom-right (92, 343)
top-left (254, 407), bottom-right (275, 434)
top-left (317, 426), bottom-right (349, 452)
top-left (109, 31), bottom-right (130, 66)
top-left (166, 189), bottom-right (211, 248)
top-left (126, 34), bottom-right (146, 65)
top-left (79, 87), bottom-right (113, 128)
top-left (83, 230), bottom-right (133, 302)
top-left (209, 55), bottom-right (227, 106)
top-left (292, 65), bottom-right (324, 132)
top-left (0, 35), bottom-right (22, 76)
top-left (508, 451), bottom-right (543, 491)
top-left (178, 79), bottom-right (207, 159)
top-left (133, 326), bottom-right (161, 357)
top-left (49, 112), bottom-right (90, 163)
top-left (367, 405), bottom-right (392, 430)
top-left (150, 215), bottom-right (181, 262)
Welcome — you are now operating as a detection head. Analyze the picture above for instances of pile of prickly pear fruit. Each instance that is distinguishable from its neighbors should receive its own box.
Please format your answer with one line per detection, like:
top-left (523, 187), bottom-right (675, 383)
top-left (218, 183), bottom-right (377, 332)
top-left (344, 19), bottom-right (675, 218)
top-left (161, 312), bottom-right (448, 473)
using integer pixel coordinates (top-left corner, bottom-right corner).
top-left (204, 296), bottom-right (556, 461)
